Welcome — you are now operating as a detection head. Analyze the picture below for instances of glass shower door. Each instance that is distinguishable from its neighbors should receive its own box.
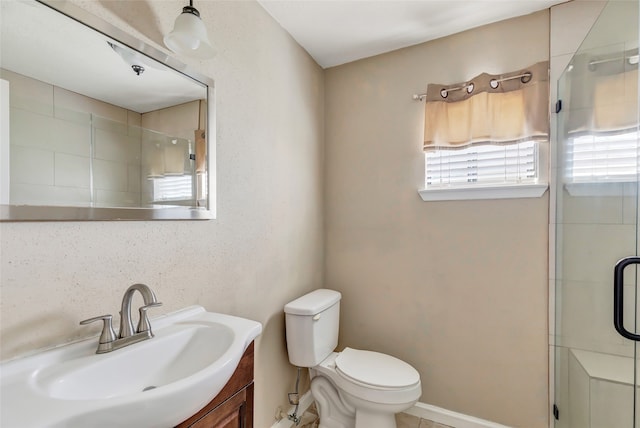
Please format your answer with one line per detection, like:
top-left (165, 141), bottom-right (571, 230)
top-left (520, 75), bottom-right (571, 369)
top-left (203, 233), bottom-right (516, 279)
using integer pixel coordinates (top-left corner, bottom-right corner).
top-left (554, 1), bottom-right (639, 427)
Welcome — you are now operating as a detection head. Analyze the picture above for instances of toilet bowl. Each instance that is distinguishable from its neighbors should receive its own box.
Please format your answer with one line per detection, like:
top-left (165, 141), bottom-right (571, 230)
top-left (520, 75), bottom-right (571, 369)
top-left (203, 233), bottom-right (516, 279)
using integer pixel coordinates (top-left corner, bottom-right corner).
top-left (311, 350), bottom-right (421, 428)
top-left (284, 289), bottom-right (422, 428)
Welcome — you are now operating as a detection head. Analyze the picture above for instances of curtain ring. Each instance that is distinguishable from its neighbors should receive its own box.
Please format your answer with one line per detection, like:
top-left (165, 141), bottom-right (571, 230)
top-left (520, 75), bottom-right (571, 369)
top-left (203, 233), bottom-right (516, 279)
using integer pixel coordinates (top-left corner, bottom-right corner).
top-left (490, 79), bottom-right (499, 89)
top-left (466, 82), bottom-right (474, 94)
top-left (521, 72), bottom-right (532, 84)
top-left (440, 88), bottom-right (448, 98)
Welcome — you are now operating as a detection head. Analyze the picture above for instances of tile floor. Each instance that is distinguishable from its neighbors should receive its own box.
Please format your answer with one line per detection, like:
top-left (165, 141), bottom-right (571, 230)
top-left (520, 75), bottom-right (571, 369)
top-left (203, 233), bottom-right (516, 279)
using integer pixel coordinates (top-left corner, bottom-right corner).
top-left (395, 412), bottom-right (454, 428)
top-left (297, 404), bottom-right (453, 428)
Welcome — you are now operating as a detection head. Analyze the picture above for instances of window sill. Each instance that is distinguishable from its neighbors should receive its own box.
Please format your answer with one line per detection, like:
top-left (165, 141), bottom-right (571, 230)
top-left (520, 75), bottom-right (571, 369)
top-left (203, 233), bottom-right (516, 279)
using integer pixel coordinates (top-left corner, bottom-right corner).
top-left (418, 183), bottom-right (548, 202)
top-left (565, 182), bottom-right (635, 197)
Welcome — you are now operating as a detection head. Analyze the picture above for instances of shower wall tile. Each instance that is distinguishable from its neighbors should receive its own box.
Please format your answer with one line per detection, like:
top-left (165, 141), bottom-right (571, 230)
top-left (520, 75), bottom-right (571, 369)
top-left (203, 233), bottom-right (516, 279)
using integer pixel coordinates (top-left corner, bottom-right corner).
top-left (548, 278), bottom-right (556, 337)
top-left (10, 145), bottom-right (54, 186)
top-left (10, 108), bottom-right (56, 150)
top-left (127, 110), bottom-right (141, 127)
top-left (549, 223), bottom-right (556, 274)
top-left (590, 378), bottom-right (633, 428)
top-left (92, 158), bottom-right (127, 191)
top-left (141, 100), bottom-right (199, 142)
top-left (562, 193), bottom-right (623, 225)
top-left (9, 182), bottom-right (91, 206)
top-left (560, 280), bottom-right (624, 350)
top-left (553, 278), bottom-right (563, 334)
top-left (550, 53), bottom-right (573, 107)
top-left (127, 111), bottom-right (142, 138)
top-left (127, 164), bottom-right (141, 194)
top-left (0, 68), bottom-right (53, 116)
top-left (53, 153), bottom-right (90, 189)
top-left (53, 86), bottom-right (126, 124)
top-left (549, 167), bottom-right (558, 220)
top-left (562, 223), bottom-right (635, 282)
top-left (94, 128), bottom-right (140, 163)
top-left (94, 189), bottom-right (140, 207)
top-left (568, 350), bottom-right (590, 428)
top-left (9, 183), bottom-right (54, 205)
top-left (621, 284), bottom-right (637, 336)
top-left (51, 119), bottom-right (91, 157)
top-left (53, 104), bottom-right (92, 126)
top-left (550, 1), bottom-right (607, 57)
top-left (553, 346), bottom-right (569, 428)
top-left (48, 185), bottom-right (91, 206)
top-left (559, 335), bottom-right (636, 359)
top-left (92, 116), bottom-right (128, 135)
top-left (555, 223), bottom-right (564, 280)
top-left (622, 188), bottom-right (638, 225)
top-left (10, 108), bottom-right (90, 156)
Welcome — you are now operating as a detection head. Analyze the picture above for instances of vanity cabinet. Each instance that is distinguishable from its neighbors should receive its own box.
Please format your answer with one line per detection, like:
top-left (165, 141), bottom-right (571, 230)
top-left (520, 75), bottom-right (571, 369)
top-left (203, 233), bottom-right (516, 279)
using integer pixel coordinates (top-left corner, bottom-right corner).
top-left (177, 342), bottom-right (254, 428)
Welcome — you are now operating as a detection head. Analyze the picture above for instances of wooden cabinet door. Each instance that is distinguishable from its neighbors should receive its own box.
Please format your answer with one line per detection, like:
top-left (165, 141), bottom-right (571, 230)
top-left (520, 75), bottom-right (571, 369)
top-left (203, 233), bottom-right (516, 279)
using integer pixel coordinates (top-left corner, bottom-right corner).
top-left (176, 343), bottom-right (254, 428)
top-left (186, 390), bottom-right (247, 428)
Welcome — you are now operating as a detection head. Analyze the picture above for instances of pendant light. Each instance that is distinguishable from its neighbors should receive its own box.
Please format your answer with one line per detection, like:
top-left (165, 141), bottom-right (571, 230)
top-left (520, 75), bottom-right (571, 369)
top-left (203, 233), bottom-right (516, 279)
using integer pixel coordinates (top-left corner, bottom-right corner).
top-left (164, 0), bottom-right (216, 59)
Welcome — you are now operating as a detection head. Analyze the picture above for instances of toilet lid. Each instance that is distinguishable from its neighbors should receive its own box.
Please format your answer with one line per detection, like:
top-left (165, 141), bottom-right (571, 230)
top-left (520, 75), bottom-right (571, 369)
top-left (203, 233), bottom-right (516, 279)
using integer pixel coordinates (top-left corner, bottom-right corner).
top-left (335, 348), bottom-right (420, 389)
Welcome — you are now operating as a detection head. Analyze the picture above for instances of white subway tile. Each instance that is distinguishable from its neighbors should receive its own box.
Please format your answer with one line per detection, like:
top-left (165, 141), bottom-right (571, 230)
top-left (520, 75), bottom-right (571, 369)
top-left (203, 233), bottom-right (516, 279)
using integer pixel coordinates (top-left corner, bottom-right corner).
top-left (10, 145), bottom-right (54, 185)
top-left (54, 153), bottom-right (90, 188)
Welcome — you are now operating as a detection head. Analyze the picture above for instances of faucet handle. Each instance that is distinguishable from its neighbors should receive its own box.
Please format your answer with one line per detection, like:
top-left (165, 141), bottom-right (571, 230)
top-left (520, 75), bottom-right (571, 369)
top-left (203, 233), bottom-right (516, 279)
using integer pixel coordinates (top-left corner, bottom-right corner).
top-left (137, 302), bottom-right (162, 334)
top-left (80, 314), bottom-right (117, 345)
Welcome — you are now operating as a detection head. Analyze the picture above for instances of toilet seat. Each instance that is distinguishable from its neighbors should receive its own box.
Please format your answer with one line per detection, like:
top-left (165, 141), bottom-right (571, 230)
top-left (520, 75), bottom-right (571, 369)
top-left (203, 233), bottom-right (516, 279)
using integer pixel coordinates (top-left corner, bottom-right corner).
top-left (314, 351), bottom-right (422, 406)
top-left (335, 348), bottom-right (420, 390)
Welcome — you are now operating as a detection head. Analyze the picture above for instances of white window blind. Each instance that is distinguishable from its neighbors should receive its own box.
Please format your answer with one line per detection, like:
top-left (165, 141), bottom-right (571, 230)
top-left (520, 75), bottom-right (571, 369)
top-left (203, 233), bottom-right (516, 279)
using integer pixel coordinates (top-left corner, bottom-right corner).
top-left (567, 131), bottom-right (639, 183)
top-left (152, 175), bottom-right (193, 202)
top-left (425, 140), bottom-right (538, 188)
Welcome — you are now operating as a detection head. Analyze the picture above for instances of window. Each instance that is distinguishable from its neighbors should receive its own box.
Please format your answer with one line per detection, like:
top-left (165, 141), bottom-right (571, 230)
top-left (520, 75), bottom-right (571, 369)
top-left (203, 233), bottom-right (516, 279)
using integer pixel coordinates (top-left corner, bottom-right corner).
top-left (152, 175), bottom-right (194, 202)
top-left (420, 141), bottom-right (546, 201)
top-left (567, 131), bottom-right (639, 183)
top-left (418, 62), bottom-right (549, 201)
top-left (426, 141), bottom-right (538, 188)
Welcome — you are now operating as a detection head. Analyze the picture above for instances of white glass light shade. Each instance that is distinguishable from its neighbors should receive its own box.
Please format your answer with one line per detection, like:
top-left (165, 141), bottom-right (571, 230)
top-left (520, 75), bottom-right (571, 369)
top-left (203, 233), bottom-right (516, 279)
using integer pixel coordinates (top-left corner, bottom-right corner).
top-left (164, 10), bottom-right (216, 59)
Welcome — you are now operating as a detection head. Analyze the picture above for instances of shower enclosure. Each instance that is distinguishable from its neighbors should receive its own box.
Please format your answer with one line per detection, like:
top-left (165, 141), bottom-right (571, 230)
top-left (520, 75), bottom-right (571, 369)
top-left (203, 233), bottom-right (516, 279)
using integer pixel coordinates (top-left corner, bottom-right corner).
top-left (554, 1), bottom-right (640, 427)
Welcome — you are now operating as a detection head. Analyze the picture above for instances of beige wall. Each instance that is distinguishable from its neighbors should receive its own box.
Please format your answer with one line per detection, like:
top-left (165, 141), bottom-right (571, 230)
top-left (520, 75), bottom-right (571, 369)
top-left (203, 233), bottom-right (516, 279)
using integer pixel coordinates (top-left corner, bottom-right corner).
top-left (0, 1), bottom-right (324, 427)
top-left (324, 11), bottom-right (550, 427)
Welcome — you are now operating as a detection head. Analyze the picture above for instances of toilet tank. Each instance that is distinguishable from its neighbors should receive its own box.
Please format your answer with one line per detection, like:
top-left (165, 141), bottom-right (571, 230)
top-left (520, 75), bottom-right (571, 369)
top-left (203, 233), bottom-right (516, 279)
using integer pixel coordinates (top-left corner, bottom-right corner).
top-left (284, 289), bottom-right (341, 367)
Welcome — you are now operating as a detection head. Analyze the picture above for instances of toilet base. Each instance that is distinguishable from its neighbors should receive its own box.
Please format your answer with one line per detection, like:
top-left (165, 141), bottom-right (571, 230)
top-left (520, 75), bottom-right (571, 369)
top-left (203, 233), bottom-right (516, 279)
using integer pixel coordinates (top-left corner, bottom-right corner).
top-left (354, 410), bottom-right (396, 428)
top-left (311, 375), bottom-right (402, 428)
top-left (312, 376), bottom-right (355, 428)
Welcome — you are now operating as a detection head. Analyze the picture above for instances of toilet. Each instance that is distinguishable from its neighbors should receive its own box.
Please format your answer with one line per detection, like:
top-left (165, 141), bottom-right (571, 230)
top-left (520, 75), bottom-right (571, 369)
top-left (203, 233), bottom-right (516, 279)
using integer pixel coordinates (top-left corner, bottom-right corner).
top-left (284, 289), bottom-right (421, 428)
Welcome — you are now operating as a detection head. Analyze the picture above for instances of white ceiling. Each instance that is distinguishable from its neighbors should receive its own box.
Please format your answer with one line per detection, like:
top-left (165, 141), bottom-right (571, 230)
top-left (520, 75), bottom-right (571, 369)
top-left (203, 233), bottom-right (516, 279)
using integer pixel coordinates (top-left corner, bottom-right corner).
top-left (0, 0), bottom-right (205, 113)
top-left (258, 0), bottom-right (568, 68)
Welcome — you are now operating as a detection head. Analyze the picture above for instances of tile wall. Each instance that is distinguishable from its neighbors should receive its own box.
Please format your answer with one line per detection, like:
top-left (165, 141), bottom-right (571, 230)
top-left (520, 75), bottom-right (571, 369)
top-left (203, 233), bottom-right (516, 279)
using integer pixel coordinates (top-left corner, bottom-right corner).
top-left (1, 68), bottom-right (143, 207)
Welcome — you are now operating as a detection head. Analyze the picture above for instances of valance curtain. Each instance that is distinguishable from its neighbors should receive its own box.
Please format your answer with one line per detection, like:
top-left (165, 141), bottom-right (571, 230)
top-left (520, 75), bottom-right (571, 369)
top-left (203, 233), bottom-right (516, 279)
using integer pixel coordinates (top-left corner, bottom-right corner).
top-left (565, 51), bottom-right (638, 135)
top-left (145, 135), bottom-right (189, 178)
top-left (423, 61), bottom-right (549, 151)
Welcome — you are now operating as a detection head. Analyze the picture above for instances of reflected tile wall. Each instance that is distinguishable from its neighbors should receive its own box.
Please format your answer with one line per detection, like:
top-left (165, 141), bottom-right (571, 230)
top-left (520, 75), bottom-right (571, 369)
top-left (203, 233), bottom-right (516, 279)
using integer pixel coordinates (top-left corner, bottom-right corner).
top-left (2, 68), bottom-right (145, 207)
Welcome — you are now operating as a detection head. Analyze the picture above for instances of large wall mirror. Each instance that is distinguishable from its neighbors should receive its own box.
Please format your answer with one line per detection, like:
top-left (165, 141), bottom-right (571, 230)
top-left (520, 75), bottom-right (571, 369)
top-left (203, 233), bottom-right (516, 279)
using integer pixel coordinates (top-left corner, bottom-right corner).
top-left (0, 0), bottom-right (215, 221)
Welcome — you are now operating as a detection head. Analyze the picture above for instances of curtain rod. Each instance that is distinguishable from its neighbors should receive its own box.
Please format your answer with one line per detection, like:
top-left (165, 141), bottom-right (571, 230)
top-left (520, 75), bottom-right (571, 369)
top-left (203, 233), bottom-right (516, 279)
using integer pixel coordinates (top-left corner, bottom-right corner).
top-left (412, 71), bottom-right (532, 101)
top-left (588, 54), bottom-right (639, 70)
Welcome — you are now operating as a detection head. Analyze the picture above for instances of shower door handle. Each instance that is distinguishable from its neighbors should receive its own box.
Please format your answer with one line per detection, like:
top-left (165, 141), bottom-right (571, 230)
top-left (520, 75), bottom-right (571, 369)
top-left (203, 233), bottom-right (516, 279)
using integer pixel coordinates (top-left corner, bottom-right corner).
top-left (614, 256), bottom-right (640, 341)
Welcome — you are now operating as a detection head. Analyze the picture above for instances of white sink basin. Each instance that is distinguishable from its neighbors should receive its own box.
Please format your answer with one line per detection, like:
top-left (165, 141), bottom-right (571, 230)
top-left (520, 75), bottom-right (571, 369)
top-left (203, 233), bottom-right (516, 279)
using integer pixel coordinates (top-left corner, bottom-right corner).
top-left (0, 306), bottom-right (262, 428)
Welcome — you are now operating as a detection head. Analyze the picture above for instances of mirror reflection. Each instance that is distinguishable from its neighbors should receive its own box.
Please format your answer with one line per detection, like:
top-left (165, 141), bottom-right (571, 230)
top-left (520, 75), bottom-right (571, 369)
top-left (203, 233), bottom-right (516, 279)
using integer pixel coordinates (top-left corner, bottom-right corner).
top-left (0, 0), bottom-right (213, 220)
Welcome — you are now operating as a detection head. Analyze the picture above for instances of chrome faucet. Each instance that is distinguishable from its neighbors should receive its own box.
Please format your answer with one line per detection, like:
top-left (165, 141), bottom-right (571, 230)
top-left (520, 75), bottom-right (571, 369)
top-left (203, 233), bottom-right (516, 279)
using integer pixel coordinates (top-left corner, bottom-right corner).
top-left (80, 283), bottom-right (162, 354)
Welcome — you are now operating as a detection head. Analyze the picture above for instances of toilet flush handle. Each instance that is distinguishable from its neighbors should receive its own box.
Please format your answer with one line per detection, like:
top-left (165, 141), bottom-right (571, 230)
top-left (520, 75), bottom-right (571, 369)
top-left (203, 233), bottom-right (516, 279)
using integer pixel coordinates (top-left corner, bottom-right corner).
top-left (313, 314), bottom-right (321, 321)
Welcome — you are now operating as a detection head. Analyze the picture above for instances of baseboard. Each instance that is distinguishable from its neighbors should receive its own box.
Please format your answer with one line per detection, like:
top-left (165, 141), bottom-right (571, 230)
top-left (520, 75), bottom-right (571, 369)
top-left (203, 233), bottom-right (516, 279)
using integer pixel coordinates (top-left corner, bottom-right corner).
top-left (271, 390), bottom-right (315, 428)
top-left (404, 402), bottom-right (511, 428)
top-left (270, 395), bottom-right (511, 428)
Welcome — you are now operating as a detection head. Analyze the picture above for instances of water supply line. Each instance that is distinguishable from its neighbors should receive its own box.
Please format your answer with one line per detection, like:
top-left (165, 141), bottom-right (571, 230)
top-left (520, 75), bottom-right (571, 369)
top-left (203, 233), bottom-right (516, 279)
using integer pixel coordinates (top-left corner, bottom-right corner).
top-left (287, 367), bottom-right (302, 425)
